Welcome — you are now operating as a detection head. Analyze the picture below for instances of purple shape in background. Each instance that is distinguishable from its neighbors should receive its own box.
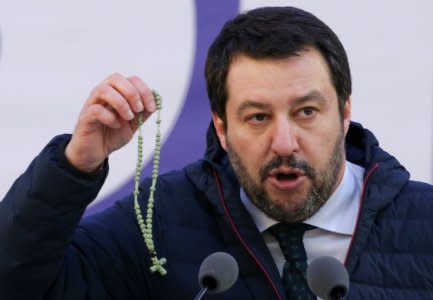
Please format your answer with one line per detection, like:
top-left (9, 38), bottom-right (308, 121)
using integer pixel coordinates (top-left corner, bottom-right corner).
top-left (86, 0), bottom-right (239, 215)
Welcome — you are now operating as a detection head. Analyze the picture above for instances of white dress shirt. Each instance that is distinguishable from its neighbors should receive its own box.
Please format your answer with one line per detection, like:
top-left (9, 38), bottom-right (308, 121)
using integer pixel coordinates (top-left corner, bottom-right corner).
top-left (240, 161), bottom-right (365, 278)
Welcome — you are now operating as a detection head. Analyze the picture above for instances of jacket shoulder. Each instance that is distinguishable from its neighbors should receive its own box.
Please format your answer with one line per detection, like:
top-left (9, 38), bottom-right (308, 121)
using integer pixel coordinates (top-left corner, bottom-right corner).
top-left (390, 180), bottom-right (433, 217)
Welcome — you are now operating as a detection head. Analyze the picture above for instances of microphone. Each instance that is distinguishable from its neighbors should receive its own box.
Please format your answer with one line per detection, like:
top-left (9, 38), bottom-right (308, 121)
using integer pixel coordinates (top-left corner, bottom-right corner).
top-left (194, 252), bottom-right (239, 300)
top-left (306, 256), bottom-right (349, 300)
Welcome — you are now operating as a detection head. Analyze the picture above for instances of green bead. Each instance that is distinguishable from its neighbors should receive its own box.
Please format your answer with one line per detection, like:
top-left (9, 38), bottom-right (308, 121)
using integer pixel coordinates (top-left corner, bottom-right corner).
top-left (134, 90), bottom-right (168, 276)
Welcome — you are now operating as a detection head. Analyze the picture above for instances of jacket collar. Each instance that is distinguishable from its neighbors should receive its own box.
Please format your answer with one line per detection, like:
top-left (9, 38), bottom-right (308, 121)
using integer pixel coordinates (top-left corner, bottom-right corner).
top-left (344, 122), bottom-right (410, 273)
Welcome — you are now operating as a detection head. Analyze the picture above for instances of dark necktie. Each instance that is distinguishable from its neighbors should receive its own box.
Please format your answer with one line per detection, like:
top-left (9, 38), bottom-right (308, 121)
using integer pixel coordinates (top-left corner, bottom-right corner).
top-left (268, 222), bottom-right (316, 300)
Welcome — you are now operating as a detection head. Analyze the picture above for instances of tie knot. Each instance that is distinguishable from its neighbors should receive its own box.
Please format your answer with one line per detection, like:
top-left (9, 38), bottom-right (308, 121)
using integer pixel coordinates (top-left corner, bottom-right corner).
top-left (268, 223), bottom-right (315, 240)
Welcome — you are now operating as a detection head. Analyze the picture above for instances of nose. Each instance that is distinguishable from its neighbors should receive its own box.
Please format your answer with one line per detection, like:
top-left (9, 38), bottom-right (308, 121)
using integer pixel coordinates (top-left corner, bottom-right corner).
top-left (270, 118), bottom-right (299, 156)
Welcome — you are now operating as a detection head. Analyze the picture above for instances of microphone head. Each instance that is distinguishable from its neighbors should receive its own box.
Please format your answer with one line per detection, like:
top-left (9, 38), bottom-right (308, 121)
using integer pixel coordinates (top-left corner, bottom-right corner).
top-left (198, 252), bottom-right (239, 294)
top-left (306, 256), bottom-right (349, 300)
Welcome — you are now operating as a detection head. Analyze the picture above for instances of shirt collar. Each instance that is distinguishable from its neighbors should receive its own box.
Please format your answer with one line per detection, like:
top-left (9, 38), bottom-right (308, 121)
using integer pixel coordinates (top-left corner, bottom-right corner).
top-left (240, 161), bottom-right (365, 236)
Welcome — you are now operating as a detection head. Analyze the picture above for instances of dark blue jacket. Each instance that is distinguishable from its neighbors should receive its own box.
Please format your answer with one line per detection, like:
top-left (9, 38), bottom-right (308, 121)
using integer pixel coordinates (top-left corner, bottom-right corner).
top-left (1, 122), bottom-right (433, 299)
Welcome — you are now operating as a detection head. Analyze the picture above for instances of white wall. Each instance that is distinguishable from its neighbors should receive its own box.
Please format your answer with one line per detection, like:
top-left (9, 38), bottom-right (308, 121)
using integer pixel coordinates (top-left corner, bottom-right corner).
top-left (1, 1), bottom-right (432, 201)
top-left (243, 0), bottom-right (433, 183)
top-left (0, 1), bottom-right (195, 200)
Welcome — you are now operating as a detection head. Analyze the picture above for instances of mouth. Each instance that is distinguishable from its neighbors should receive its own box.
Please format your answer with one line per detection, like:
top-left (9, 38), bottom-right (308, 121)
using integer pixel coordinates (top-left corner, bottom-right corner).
top-left (275, 172), bottom-right (300, 181)
top-left (267, 168), bottom-right (306, 191)
top-left (269, 167), bottom-right (305, 179)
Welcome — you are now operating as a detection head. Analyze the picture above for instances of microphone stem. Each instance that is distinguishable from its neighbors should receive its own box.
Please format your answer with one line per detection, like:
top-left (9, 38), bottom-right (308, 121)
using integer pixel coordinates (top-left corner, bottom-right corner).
top-left (194, 287), bottom-right (208, 300)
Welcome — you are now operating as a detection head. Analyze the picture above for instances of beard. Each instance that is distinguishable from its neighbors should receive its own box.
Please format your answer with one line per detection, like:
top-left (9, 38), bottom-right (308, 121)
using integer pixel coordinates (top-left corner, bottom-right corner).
top-left (226, 129), bottom-right (345, 223)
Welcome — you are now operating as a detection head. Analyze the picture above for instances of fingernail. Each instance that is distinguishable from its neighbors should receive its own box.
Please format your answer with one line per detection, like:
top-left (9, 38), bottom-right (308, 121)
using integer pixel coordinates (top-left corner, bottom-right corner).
top-left (127, 110), bottom-right (134, 120)
top-left (149, 100), bottom-right (156, 112)
top-left (136, 99), bottom-right (144, 112)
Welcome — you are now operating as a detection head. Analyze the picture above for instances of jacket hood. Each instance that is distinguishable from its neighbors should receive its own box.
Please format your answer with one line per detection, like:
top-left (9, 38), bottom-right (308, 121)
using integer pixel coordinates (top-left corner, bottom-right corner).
top-left (204, 121), bottom-right (226, 165)
top-left (345, 122), bottom-right (409, 181)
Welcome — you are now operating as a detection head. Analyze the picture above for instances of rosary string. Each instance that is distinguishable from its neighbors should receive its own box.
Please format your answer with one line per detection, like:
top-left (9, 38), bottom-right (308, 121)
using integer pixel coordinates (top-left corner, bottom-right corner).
top-left (133, 90), bottom-right (167, 276)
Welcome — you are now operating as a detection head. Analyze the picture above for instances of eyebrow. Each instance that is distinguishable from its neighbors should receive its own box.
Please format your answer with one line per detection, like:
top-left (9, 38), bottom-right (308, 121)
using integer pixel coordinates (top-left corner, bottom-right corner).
top-left (236, 90), bottom-right (327, 116)
top-left (293, 90), bottom-right (327, 106)
top-left (236, 101), bottom-right (272, 117)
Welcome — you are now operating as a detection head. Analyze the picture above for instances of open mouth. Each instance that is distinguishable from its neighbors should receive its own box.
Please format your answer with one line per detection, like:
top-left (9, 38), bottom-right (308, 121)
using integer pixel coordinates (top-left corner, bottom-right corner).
top-left (275, 172), bottom-right (299, 181)
top-left (267, 168), bottom-right (305, 191)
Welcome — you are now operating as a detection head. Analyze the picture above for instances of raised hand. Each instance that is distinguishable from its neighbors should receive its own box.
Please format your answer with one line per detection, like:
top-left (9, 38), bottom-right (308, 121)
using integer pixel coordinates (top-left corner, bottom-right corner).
top-left (65, 73), bottom-right (156, 173)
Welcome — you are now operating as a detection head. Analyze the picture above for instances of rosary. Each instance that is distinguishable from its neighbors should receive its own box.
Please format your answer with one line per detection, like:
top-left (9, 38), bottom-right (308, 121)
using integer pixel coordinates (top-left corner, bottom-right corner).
top-left (133, 90), bottom-right (167, 276)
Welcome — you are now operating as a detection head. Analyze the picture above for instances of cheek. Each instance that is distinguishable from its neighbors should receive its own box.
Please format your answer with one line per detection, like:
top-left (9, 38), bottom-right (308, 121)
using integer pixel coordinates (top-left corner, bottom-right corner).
top-left (227, 131), bottom-right (268, 173)
top-left (298, 126), bottom-right (340, 167)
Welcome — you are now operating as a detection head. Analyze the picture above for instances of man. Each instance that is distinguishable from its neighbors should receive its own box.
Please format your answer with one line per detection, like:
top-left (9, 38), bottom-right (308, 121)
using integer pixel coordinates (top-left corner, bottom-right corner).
top-left (1, 6), bottom-right (433, 300)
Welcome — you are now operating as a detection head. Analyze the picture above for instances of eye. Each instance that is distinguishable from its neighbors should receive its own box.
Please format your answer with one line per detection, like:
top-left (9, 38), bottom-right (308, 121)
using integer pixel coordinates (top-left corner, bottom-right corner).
top-left (298, 107), bottom-right (318, 118)
top-left (251, 113), bottom-right (267, 121)
top-left (246, 113), bottom-right (269, 124)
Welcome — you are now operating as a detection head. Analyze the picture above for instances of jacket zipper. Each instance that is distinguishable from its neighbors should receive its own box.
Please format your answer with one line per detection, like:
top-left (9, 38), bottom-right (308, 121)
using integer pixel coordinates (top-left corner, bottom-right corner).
top-left (344, 163), bottom-right (379, 266)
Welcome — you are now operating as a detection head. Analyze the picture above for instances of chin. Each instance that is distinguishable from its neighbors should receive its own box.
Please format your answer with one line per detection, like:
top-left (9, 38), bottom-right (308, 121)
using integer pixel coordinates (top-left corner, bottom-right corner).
top-left (266, 179), bottom-right (311, 201)
top-left (264, 189), bottom-right (321, 222)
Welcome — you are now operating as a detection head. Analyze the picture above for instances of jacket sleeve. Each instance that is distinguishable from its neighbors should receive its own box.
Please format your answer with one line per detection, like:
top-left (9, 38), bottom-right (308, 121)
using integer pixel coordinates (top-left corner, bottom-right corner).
top-left (0, 135), bottom-right (151, 299)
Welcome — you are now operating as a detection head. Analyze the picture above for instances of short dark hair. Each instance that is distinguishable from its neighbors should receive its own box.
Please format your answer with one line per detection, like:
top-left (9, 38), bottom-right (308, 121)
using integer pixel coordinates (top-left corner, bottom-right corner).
top-left (205, 6), bottom-right (351, 124)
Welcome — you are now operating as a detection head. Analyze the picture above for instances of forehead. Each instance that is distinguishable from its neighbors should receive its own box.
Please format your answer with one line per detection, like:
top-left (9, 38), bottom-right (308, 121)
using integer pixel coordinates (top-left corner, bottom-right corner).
top-left (225, 48), bottom-right (335, 106)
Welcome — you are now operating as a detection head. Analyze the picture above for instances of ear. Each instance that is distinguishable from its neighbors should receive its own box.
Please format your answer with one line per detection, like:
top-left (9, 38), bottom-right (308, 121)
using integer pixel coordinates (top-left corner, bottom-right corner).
top-left (342, 97), bottom-right (351, 136)
top-left (212, 113), bottom-right (227, 151)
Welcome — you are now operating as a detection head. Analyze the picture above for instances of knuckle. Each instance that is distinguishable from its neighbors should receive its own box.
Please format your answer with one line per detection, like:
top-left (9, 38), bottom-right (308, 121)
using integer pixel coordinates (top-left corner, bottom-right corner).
top-left (91, 84), bottom-right (110, 99)
top-left (108, 72), bottom-right (123, 81)
top-left (87, 104), bottom-right (103, 117)
top-left (100, 85), bottom-right (116, 100)
top-left (142, 86), bottom-right (152, 99)
top-left (124, 88), bottom-right (139, 101)
top-left (129, 76), bottom-right (149, 92)
top-left (128, 75), bottom-right (140, 82)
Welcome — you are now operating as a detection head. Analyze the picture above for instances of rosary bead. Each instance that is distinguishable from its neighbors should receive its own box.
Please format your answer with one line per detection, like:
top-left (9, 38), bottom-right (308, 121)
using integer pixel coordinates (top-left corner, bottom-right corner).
top-left (134, 91), bottom-right (166, 276)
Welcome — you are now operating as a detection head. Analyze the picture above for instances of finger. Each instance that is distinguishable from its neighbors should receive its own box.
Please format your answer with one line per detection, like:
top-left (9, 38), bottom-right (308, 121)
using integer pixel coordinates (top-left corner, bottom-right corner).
top-left (91, 84), bottom-right (135, 121)
top-left (129, 108), bottom-right (154, 133)
top-left (128, 75), bottom-right (156, 113)
top-left (104, 72), bottom-right (144, 113)
top-left (82, 104), bottom-right (121, 129)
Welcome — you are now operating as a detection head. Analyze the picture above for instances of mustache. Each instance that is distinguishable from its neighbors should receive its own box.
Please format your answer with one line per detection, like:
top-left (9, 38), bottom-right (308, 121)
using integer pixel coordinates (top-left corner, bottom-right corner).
top-left (259, 155), bottom-right (315, 182)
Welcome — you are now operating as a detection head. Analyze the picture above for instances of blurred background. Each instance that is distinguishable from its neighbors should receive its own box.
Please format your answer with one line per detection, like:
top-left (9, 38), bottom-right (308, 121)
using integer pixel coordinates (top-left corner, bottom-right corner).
top-left (1, 0), bottom-right (432, 213)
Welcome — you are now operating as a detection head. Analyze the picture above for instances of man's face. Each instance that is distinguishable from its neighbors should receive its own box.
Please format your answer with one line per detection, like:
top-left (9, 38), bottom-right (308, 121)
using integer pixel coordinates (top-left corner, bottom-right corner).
top-left (213, 48), bottom-right (351, 223)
